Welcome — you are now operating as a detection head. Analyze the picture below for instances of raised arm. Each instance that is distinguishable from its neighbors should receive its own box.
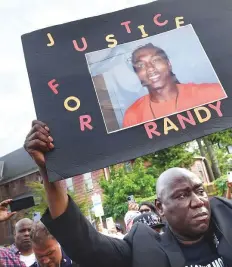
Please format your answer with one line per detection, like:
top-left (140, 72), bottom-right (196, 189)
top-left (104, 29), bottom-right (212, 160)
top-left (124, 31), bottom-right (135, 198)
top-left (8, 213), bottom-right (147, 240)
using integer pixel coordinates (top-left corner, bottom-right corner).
top-left (24, 120), bottom-right (131, 267)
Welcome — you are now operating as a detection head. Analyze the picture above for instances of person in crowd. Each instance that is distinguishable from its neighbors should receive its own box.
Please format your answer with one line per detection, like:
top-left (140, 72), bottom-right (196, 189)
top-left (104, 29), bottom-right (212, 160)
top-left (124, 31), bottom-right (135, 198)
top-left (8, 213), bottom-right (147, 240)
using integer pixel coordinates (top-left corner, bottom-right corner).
top-left (97, 222), bottom-right (109, 236)
top-left (138, 201), bottom-right (156, 214)
top-left (133, 212), bottom-right (165, 234)
top-left (24, 120), bottom-right (232, 267)
top-left (123, 43), bottom-right (226, 128)
top-left (0, 199), bottom-right (26, 266)
top-left (107, 223), bottom-right (125, 239)
top-left (115, 223), bottom-right (124, 237)
top-left (138, 201), bottom-right (166, 231)
top-left (124, 202), bottom-right (140, 232)
top-left (226, 181), bottom-right (232, 200)
top-left (8, 218), bottom-right (36, 267)
top-left (29, 221), bottom-right (75, 267)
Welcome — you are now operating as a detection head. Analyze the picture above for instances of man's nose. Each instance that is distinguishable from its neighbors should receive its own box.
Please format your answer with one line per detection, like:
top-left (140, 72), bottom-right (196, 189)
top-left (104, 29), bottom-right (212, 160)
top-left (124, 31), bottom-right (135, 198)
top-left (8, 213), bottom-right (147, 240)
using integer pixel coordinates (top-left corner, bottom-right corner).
top-left (190, 193), bottom-right (204, 208)
top-left (24, 230), bottom-right (30, 236)
top-left (40, 257), bottom-right (50, 264)
top-left (147, 62), bottom-right (157, 71)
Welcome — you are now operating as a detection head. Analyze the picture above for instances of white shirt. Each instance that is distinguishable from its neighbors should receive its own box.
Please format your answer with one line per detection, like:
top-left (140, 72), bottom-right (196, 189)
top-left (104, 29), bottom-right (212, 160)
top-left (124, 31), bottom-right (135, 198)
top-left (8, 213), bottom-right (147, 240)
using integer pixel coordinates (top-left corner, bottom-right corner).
top-left (20, 253), bottom-right (36, 267)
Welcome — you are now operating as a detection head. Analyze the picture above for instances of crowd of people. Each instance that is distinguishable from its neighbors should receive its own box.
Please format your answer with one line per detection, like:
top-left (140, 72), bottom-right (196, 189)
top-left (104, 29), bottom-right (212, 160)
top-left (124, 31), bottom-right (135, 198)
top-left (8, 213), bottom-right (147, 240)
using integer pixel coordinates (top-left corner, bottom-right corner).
top-left (0, 205), bottom-right (77, 266)
top-left (0, 195), bottom-right (165, 266)
top-left (1, 119), bottom-right (232, 267)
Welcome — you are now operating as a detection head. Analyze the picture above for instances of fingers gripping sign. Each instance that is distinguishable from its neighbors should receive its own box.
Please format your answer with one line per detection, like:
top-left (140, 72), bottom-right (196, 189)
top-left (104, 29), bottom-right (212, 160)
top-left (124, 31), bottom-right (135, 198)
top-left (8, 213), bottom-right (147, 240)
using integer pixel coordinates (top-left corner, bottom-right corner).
top-left (24, 120), bottom-right (54, 168)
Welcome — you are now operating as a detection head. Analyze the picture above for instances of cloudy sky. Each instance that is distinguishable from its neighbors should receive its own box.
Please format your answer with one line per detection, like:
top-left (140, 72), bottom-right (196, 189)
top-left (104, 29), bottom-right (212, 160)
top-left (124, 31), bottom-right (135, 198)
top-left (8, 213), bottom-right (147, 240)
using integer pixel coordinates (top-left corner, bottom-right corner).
top-left (0, 0), bottom-right (154, 157)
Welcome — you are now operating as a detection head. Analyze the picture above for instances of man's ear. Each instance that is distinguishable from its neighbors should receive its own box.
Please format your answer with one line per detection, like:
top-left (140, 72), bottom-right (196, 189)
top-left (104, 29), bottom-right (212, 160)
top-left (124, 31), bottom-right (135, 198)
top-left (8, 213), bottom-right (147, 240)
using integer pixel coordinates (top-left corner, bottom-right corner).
top-left (155, 199), bottom-right (164, 217)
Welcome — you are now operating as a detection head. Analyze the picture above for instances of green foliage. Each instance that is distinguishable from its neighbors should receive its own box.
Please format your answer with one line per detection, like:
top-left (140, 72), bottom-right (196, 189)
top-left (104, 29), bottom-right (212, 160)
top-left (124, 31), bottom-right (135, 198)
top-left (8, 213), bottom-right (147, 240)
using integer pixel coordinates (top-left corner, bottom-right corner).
top-left (214, 175), bottom-right (227, 196)
top-left (26, 181), bottom-right (88, 218)
top-left (100, 158), bottom-right (155, 219)
top-left (143, 143), bottom-right (194, 183)
top-left (136, 195), bottom-right (156, 204)
top-left (207, 129), bottom-right (232, 146)
top-left (215, 147), bottom-right (232, 176)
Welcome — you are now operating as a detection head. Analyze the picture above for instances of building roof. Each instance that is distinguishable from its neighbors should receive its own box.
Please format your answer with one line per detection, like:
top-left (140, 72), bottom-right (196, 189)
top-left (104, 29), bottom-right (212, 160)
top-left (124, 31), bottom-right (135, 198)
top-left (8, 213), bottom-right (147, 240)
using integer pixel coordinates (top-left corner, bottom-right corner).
top-left (0, 148), bottom-right (38, 185)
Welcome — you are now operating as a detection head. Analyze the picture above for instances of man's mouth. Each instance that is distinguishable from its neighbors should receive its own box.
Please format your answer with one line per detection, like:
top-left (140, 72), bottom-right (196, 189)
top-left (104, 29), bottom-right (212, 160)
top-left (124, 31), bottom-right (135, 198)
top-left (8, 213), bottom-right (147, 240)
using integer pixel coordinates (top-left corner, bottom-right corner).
top-left (23, 239), bottom-right (31, 243)
top-left (193, 212), bottom-right (209, 221)
top-left (148, 73), bottom-right (161, 82)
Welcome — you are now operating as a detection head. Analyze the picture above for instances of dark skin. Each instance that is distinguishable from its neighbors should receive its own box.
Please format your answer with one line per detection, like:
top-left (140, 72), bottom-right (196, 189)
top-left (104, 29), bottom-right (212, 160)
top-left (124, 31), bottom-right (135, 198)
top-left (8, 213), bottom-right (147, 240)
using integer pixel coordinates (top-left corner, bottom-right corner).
top-left (155, 168), bottom-right (211, 244)
top-left (133, 47), bottom-right (178, 102)
top-left (15, 219), bottom-right (33, 255)
top-left (24, 120), bottom-right (68, 220)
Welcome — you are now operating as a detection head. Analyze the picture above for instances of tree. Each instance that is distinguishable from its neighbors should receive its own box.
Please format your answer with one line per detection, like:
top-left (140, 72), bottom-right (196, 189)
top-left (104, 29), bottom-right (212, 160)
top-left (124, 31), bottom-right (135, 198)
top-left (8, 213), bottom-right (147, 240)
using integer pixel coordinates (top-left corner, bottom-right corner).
top-left (100, 158), bottom-right (155, 220)
top-left (196, 138), bottom-right (215, 181)
top-left (143, 143), bottom-right (194, 176)
top-left (26, 181), bottom-right (89, 218)
top-left (195, 130), bottom-right (232, 179)
top-left (203, 136), bottom-right (221, 178)
top-left (207, 129), bottom-right (232, 145)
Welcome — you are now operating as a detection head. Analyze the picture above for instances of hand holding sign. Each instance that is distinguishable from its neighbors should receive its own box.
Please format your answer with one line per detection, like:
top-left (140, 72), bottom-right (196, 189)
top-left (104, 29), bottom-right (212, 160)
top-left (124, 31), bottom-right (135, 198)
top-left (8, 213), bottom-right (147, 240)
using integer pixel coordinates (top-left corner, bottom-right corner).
top-left (24, 120), bottom-right (54, 169)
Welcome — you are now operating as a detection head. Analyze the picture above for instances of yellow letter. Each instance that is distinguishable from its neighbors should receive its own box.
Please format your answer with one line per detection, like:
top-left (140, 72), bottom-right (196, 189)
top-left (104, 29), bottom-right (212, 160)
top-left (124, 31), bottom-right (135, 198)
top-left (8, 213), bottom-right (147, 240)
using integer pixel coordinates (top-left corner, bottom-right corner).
top-left (105, 34), bottom-right (118, 48)
top-left (47, 33), bottom-right (54, 47)
top-left (194, 106), bottom-right (211, 123)
top-left (175, 16), bottom-right (185, 28)
top-left (64, 96), bottom-right (80, 112)
top-left (164, 118), bottom-right (179, 135)
top-left (138, 25), bottom-right (149, 38)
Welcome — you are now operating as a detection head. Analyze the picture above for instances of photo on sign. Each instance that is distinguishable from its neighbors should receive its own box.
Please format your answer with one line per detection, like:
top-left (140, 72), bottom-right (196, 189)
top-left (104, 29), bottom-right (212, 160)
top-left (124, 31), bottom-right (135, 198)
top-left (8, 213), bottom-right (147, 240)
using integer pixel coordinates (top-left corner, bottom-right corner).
top-left (86, 24), bottom-right (227, 134)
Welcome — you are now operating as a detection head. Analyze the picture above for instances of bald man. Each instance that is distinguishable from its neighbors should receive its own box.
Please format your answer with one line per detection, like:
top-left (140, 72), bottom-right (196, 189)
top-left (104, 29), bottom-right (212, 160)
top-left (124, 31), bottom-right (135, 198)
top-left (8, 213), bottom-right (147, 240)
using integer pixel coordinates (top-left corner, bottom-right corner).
top-left (24, 120), bottom-right (232, 267)
top-left (8, 218), bottom-right (36, 267)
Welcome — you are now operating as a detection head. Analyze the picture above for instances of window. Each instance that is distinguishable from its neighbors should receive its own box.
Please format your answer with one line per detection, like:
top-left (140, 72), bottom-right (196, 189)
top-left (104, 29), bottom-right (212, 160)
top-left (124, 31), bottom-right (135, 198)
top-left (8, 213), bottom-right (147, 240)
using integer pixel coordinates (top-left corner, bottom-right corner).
top-left (66, 177), bottom-right (74, 192)
top-left (84, 173), bottom-right (93, 192)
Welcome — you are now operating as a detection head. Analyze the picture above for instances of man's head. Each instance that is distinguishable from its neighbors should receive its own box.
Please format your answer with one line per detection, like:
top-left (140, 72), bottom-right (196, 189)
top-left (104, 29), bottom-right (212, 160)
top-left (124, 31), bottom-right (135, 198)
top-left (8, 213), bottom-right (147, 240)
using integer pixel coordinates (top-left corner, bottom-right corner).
top-left (15, 218), bottom-right (33, 253)
top-left (132, 43), bottom-right (173, 90)
top-left (155, 168), bottom-right (210, 241)
top-left (30, 222), bottom-right (62, 267)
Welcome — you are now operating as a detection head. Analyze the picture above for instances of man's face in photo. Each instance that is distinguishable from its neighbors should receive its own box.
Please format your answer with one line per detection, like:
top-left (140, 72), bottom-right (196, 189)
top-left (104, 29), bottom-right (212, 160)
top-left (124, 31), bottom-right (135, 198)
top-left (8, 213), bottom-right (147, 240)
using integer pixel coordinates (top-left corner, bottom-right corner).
top-left (133, 47), bottom-right (172, 90)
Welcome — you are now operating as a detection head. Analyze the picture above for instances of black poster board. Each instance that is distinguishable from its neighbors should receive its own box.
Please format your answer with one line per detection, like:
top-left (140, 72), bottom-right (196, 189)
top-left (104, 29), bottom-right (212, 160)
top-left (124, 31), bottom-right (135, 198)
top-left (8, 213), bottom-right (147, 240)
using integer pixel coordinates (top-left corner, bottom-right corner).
top-left (22, 0), bottom-right (232, 181)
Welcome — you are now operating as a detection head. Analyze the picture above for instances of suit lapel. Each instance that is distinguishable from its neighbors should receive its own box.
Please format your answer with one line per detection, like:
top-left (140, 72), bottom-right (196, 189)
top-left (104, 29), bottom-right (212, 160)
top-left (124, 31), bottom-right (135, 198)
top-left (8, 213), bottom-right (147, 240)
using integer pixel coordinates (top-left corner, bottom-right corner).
top-left (160, 228), bottom-right (185, 267)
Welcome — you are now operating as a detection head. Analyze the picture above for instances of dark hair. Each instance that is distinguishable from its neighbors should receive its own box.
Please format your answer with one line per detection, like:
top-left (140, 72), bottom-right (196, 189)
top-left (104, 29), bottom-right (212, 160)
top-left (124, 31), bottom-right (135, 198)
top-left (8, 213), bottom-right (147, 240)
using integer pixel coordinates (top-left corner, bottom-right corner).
top-left (139, 201), bottom-right (156, 213)
top-left (132, 43), bottom-right (180, 84)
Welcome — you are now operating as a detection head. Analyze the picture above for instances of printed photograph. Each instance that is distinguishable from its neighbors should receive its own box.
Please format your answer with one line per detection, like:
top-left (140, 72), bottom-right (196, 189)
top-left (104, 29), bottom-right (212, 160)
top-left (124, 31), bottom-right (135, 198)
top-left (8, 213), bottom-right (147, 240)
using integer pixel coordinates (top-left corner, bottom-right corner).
top-left (86, 25), bottom-right (227, 133)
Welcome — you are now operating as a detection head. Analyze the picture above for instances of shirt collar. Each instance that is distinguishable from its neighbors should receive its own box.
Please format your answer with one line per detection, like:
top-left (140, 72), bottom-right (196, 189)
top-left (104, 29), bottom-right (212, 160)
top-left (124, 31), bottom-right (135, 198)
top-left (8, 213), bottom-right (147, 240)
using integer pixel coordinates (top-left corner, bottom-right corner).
top-left (9, 244), bottom-right (20, 255)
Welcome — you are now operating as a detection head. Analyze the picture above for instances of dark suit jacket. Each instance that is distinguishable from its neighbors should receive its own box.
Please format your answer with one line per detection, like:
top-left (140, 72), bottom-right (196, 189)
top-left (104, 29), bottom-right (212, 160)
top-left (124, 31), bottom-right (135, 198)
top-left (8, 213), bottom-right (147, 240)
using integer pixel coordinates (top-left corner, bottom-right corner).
top-left (41, 197), bottom-right (232, 267)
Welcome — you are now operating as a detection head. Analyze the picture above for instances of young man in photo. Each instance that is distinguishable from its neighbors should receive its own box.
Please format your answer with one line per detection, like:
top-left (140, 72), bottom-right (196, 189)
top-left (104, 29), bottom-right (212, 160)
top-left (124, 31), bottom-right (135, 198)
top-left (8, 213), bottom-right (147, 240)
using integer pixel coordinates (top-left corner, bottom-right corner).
top-left (123, 43), bottom-right (226, 128)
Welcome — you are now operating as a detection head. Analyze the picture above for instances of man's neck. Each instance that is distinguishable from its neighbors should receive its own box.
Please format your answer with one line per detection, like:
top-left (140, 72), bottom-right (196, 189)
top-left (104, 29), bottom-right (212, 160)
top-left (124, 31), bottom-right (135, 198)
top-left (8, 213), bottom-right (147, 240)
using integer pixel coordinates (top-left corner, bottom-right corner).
top-left (170, 229), bottom-right (204, 245)
top-left (20, 248), bottom-right (33, 256)
top-left (148, 82), bottom-right (178, 103)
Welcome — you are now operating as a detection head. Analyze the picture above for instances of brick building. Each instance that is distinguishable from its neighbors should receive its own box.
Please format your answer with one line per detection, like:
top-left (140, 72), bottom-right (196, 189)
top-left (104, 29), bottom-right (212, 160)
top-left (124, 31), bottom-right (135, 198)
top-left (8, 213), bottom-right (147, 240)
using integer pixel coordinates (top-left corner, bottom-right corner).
top-left (190, 156), bottom-right (211, 184)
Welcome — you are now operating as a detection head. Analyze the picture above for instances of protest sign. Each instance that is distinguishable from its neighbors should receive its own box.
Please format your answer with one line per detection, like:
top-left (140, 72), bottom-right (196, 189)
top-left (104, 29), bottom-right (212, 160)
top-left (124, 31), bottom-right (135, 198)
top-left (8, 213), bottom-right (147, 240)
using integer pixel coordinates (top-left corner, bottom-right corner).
top-left (22, 0), bottom-right (232, 181)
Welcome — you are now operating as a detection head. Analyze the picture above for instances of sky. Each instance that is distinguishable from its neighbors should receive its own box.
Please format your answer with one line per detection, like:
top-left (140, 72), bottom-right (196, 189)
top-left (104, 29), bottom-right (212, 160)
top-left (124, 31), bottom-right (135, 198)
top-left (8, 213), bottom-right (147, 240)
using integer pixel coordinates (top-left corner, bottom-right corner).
top-left (0, 0), bottom-right (154, 157)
